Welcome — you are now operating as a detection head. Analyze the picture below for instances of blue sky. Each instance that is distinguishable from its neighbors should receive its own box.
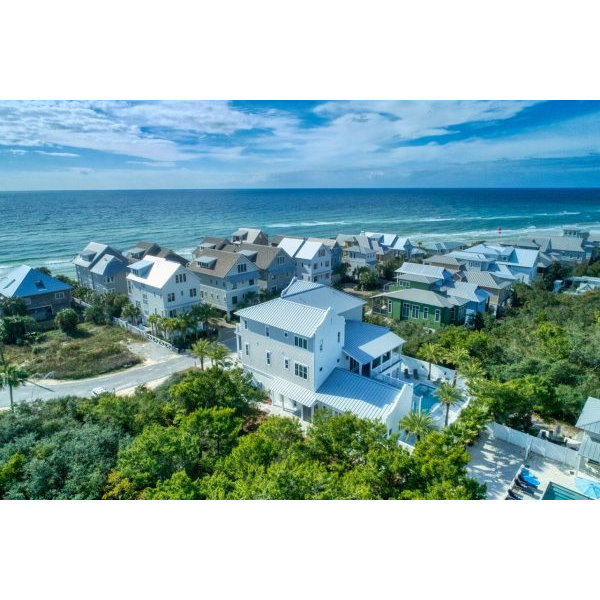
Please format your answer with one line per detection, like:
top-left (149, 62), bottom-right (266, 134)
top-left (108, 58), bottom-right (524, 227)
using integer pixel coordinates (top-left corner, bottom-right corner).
top-left (0, 100), bottom-right (599, 190)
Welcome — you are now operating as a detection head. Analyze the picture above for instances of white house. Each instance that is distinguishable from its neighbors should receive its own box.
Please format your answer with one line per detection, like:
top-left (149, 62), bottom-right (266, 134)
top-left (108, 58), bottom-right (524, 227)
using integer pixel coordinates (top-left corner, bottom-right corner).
top-left (235, 278), bottom-right (413, 433)
top-left (277, 238), bottom-right (332, 284)
top-left (126, 255), bottom-right (202, 324)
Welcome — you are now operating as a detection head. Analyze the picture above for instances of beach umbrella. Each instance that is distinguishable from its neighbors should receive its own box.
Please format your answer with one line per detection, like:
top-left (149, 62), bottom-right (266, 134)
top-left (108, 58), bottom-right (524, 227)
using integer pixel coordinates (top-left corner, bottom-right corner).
top-left (575, 477), bottom-right (600, 499)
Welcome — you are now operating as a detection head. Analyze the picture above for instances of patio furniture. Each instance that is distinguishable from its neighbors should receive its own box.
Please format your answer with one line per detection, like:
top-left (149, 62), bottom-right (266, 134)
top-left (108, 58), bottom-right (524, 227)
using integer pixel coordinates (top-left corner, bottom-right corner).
top-left (514, 480), bottom-right (536, 497)
top-left (518, 473), bottom-right (539, 488)
top-left (413, 368), bottom-right (419, 379)
top-left (520, 469), bottom-right (540, 486)
top-left (404, 368), bottom-right (410, 379)
top-left (507, 488), bottom-right (522, 500)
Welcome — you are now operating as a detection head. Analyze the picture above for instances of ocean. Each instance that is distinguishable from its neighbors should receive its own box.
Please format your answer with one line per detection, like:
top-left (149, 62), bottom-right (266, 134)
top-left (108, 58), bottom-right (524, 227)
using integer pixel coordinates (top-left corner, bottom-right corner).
top-left (1, 188), bottom-right (599, 278)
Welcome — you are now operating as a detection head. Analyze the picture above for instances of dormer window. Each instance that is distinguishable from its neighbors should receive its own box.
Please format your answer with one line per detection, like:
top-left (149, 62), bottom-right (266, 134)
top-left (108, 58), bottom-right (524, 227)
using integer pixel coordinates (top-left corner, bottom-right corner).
top-left (238, 263), bottom-right (247, 273)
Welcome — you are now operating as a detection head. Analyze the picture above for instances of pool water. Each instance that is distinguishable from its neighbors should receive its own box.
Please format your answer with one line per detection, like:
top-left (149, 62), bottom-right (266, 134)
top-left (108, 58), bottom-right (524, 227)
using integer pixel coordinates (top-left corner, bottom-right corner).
top-left (413, 384), bottom-right (439, 413)
top-left (542, 482), bottom-right (590, 500)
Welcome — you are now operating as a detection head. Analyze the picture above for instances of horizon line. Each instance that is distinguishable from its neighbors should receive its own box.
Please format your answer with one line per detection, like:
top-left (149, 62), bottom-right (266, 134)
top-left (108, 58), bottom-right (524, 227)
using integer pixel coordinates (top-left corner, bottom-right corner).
top-left (1, 186), bottom-right (600, 193)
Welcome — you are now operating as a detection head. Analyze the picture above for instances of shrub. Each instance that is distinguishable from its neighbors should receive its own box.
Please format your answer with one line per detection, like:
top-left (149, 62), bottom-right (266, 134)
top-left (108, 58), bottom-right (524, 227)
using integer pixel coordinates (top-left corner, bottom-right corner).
top-left (55, 308), bottom-right (79, 334)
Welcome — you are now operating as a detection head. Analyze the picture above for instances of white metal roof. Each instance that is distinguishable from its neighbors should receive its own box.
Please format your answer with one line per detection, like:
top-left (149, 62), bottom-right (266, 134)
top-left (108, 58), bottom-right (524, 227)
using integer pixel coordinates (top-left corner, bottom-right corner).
top-left (343, 321), bottom-right (404, 364)
top-left (441, 282), bottom-right (491, 303)
top-left (295, 240), bottom-right (324, 260)
top-left (270, 368), bottom-right (407, 420)
top-left (395, 262), bottom-right (449, 280)
top-left (281, 277), bottom-right (365, 315)
top-left (126, 255), bottom-right (185, 289)
top-left (236, 297), bottom-right (330, 337)
top-left (576, 396), bottom-right (600, 434)
top-left (278, 237), bottom-right (305, 258)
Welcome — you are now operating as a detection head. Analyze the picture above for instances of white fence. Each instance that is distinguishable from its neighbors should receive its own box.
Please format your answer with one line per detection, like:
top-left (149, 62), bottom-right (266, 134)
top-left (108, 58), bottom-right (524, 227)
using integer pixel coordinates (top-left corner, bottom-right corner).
top-left (112, 317), bottom-right (176, 351)
top-left (487, 422), bottom-right (580, 468)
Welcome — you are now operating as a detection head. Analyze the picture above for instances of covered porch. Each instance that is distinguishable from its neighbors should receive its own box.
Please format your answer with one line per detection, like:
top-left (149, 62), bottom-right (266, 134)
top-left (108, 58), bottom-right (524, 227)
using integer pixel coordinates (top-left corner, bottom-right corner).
top-left (343, 320), bottom-right (404, 379)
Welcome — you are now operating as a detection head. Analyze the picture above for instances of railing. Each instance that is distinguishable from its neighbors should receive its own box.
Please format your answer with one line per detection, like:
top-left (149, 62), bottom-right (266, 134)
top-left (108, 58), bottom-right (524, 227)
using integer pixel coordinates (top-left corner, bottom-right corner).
top-left (372, 352), bottom-right (401, 374)
top-left (112, 317), bottom-right (176, 352)
top-left (372, 371), bottom-right (406, 389)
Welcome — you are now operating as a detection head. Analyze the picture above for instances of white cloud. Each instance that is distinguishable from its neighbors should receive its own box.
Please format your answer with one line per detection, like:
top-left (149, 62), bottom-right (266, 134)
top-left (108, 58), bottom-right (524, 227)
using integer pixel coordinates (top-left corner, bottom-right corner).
top-left (34, 150), bottom-right (79, 157)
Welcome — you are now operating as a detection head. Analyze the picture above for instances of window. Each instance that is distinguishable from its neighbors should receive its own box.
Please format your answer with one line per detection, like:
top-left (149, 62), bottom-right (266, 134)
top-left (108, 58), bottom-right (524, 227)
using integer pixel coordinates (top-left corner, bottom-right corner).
top-left (423, 307), bottom-right (429, 320)
top-left (167, 292), bottom-right (175, 302)
top-left (54, 292), bottom-right (65, 300)
top-left (412, 304), bottom-right (420, 319)
top-left (249, 279), bottom-right (255, 286)
top-left (387, 299), bottom-right (392, 313)
top-left (402, 303), bottom-right (409, 318)
top-left (169, 309), bottom-right (177, 317)
top-left (189, 288), bottom-right (197, 297)
top-left (237, 263), bottom-right (247, 273)
top-left (266, 351), bottom-right (271, 365)
top-left (104, 276), bottom-right (115, 284)
top-left (319, 339), bottom-right (323, 351)
top-left (294, 336), bottom-right (308, 349)
top-left (337, 332), bottom-right (341, 343)
top-left (127, 282), bottom-right (132, 293)
top-left (294, 362), bottom-right (308, 380)
top-left (318, 248), bottom-right (326, 257)
top-left (232, 296), bottom-right (238, 304)
top-left (265, 326), bottom-right (270, 337)
top-left (277, 255), bottom-right (285, 265)
top-left (135, 300), bottom-right (141, 308)
top-left (284, 358), bottom-right (289, 370)
top-left (143, 293), bottom-right (148, 304)
top-left (245, 343), bottom-right (249, 356)
top-left (175, 273), bottom-right (187, 284)
top-left (244, 319), bottom-right (248, 329)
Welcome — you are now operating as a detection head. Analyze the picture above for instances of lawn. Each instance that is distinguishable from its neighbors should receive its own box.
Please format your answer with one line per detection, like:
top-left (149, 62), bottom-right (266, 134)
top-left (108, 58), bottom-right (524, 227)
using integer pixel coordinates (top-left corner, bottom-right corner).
top-left (4, 323), bottom-right (142, 379)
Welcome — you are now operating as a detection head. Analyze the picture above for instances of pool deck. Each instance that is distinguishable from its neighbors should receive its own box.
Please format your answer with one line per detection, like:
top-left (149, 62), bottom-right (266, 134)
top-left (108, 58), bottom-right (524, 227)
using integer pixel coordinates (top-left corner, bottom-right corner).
top-left (468, 432), bottom-right (586, 500)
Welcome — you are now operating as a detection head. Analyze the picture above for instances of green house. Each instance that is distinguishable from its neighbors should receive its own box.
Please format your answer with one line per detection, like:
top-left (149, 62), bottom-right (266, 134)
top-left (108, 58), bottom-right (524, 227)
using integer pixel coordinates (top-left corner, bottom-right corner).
top-left (377, 288), bottom-right (469, 328)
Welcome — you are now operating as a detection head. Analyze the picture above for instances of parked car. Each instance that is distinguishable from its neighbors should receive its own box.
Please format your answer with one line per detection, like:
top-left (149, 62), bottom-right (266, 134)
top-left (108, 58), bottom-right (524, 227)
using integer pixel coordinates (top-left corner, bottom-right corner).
top-left (91, 386), bottom-right (111, 398)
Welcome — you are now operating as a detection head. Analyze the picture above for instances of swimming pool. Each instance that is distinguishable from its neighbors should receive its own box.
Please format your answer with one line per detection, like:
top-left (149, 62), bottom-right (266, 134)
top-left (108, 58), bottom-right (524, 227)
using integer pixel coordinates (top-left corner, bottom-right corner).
top-left (413, 384), bottom-right (439, 413)
top-left (542, 482), bottom-right (590, 500)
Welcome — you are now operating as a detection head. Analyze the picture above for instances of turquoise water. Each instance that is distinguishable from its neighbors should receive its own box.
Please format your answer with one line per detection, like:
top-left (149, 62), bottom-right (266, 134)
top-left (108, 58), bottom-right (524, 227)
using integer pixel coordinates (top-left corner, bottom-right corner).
top-left (542, 482), bottom-right (590, 500)
top-left (1, 188), bottom-right (600, 278)
top-left (413, 383), bottom-right (439, 412)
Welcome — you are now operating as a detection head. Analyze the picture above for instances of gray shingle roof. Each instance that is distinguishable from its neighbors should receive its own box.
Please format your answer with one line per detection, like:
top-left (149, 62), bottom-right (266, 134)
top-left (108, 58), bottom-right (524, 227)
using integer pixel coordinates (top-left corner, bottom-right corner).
top-left (190, 248), bottom-right (255, 278)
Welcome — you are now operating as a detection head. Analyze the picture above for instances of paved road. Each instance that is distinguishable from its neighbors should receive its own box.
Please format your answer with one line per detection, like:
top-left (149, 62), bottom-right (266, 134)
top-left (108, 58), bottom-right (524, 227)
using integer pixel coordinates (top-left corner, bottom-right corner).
top-left (1, 353), bottom-right (198, 409)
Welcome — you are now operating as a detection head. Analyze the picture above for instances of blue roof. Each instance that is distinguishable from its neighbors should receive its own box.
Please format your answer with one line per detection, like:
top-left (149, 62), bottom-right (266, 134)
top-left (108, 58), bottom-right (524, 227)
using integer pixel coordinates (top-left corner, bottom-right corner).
top-left (0, 265), bottom-right (71, 298)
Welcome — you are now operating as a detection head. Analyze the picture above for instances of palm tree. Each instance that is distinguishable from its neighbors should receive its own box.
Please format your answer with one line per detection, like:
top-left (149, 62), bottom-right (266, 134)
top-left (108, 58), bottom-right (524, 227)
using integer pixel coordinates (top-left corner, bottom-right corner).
top-left (1, 363), bottom-right (29, 411)
top-left (399, 410), bottom-right (435, 442)
top-left (196, 304), bottom-right (220, 337)
top-left (122, 303), bottom-right (141, 326)
top-left (163, 318), bottom-right (178, 340)
top-left (147, 313), bottom-right (160, 336)
top-left (444, 344), bottom-right (469, 386)
top-left (418, 342), bottom-right (443, 380)
top-left (460, 359), bottom-right (485, 393)
top-left (191, 339), bottom-right (212, 370)
top-left (206, 342), bottom-right (231, 369)
top-left (174, 316), bottom-right (189, 341)
top-left (436, 381), bottom-right (463, 427)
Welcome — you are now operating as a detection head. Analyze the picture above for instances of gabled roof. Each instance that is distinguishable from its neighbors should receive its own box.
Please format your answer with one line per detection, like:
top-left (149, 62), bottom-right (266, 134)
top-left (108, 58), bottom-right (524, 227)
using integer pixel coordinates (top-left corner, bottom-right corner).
top-left (236, 297), bottom-right (330, 337)
top-left (0, 265), bottom-right (71, 298)
top-left (219, 242), bottom-right (291, 270)
top-left (461, 270), bottom-right (513, 290)
top-left (343, 321), bottom-right (404, 364)
top-left (126, 240), bottom-right (187, 266)
top-left (231, 228), bottom-right (268, 244)
top-left (270, 368), bottom-right (406, 420)
top-left (396, 273), bottom-right (441, 285)
top-left (189, 249), bottom-right (257, 278)
top-left (278, 237), bottom-right (305, 258)
top-left (425, 254), bottom-right (465, 269)
top-left (487, 263), bottom-right (518, 280)
top-left (377, 288), bottom-right (468, 308)
top-left (126, 255), bottom-right (188, 289)
top-left (308, 237), bottom-right (340, 249)
top-left (396, 262), bottom-right (450, 280)
top-left (281, 277), bottom-right (365, 315)
top-left (90, 253), bottom-right (128, 276)
top-left (440, 282), bottom-right (491, 303)
top-left (73, 242), bottom-right (127, 270)
top-left (195, 236), bottom-right (228, 251)
top-left (296, 240), bottom-right (326, 260)
top-left (576, 397), bottom-right (600, 434)
top-left (422, 241), bottom-right (466, 253)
